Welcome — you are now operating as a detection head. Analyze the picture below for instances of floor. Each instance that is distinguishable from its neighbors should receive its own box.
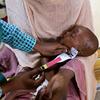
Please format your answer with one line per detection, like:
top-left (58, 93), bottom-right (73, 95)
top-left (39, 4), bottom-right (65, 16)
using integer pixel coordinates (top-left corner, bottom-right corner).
top-left (95, 49), bottom-right (100, 100)
top-left (95, 90), bottom-right (100, 100)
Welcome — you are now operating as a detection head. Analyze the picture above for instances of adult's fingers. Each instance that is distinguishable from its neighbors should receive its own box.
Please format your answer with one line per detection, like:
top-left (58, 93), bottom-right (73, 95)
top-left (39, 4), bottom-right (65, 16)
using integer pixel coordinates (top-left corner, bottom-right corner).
top-left (27, 72), bottom-right (45, 89)
top-left (33, 72), bottom-right (45, 87)
top-left (28, 67), bottom-right (42, 78)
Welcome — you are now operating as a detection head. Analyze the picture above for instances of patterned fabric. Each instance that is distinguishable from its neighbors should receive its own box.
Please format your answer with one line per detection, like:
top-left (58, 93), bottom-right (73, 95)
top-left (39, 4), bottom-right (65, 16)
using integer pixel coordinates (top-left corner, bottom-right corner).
top-left (0, 19), bottom-right (36, 52)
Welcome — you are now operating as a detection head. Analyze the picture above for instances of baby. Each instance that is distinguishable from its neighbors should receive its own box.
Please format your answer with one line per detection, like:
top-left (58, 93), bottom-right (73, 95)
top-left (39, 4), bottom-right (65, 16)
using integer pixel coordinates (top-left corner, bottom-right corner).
top-left (0, 19), bottom-right (99, 75)
top-left (35, 25), bottom-right (99, 100)
top-left (40, 24), bottom-right (99, 79)
top-left (0, 19), bottom-right (99, 57)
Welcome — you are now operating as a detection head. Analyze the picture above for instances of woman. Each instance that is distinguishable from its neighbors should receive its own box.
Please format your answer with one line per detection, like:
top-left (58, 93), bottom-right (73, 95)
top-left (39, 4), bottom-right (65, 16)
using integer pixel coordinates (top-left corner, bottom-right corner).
top-left (5, 0), bottom-right (97, 100)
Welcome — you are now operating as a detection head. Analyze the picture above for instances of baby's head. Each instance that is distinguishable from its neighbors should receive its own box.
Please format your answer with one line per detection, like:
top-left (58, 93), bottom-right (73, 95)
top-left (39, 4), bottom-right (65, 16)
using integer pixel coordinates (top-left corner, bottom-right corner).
top-left (59, 25), bottom-right (99, 57)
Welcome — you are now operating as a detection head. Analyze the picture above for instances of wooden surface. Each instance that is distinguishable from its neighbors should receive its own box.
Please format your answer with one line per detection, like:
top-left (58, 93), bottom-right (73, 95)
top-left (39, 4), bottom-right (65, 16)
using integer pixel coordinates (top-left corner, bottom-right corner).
top-left (98, 49), bottom-right (100, 57)
top-left (95, 91), bottom-right (100, 100)
top-left (94, 49), bottom-right (100, 83)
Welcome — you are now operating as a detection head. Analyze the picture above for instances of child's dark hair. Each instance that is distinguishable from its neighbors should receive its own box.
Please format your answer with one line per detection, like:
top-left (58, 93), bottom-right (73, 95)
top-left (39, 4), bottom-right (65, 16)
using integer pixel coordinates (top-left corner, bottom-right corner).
top-left (73, 25), bottom-right (99, 56)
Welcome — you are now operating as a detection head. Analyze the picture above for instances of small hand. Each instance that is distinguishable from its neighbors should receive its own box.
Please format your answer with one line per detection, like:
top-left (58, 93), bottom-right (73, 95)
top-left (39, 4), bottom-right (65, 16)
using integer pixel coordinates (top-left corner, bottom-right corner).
top-left (35, 86), bottom-right (52, 100)
top-left (34, 39), bottom-right (67, 56)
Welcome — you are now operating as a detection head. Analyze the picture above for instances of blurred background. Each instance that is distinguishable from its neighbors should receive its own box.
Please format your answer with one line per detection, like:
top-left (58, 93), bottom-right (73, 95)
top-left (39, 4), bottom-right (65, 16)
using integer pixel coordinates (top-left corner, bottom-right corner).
top-left (90, 1), bottom-right (100, 99)
top-left (0, 0), bottom-right (5, 18)
top-left (90, 0), bottom-right (100, 47)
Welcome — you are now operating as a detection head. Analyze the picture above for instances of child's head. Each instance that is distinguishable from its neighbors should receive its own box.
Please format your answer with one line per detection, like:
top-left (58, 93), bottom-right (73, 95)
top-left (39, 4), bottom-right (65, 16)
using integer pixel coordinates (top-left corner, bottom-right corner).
top-left (59, 25), bottom-right (99, 57)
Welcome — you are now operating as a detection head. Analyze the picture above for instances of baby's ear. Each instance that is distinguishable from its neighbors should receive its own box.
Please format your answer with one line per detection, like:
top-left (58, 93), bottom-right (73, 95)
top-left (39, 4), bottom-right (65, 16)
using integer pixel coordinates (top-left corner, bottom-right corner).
top-left (71, 32), bottom-right (76, 37)
top-left (77, 49), bottom-right (85, 57)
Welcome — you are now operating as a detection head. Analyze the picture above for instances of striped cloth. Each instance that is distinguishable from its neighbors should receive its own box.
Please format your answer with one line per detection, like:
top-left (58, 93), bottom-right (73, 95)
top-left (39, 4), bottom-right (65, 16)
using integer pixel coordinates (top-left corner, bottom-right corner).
top-left (0, 19), bottom-right (36, 52)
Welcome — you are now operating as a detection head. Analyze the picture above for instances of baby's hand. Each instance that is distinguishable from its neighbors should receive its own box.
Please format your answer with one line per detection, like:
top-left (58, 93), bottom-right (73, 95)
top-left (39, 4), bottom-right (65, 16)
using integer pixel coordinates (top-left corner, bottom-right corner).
top-left (35, 86), bottom-right (52, 100)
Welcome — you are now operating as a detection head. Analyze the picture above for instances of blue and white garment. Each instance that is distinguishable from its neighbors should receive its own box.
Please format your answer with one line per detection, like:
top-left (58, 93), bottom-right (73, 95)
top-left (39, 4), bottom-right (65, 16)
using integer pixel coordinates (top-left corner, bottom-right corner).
top-left (0, 19), bottom-right (36, 52)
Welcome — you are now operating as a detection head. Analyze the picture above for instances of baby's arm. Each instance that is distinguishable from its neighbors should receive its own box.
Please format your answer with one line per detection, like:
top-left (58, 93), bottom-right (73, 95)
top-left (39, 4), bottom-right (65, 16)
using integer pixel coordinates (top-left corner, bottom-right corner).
top-left (36, 69), bottom-right (74, 100)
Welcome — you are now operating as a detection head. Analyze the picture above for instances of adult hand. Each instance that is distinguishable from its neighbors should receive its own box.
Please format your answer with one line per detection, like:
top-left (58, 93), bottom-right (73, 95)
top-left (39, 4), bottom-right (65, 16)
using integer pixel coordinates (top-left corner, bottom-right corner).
top-left (2, 67), bottom-right (45, 94)
top-left (5, 90), bottom-right (33, 100)
top-left (35, 69), bottom-right (74, 100)
top-left (34, 39), bottom-right (67, 56)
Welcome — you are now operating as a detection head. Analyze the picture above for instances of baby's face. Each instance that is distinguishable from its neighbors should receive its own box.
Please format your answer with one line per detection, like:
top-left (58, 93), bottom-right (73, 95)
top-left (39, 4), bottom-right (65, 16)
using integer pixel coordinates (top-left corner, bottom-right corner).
top-left (59, 26), bottom-right (84, 51)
